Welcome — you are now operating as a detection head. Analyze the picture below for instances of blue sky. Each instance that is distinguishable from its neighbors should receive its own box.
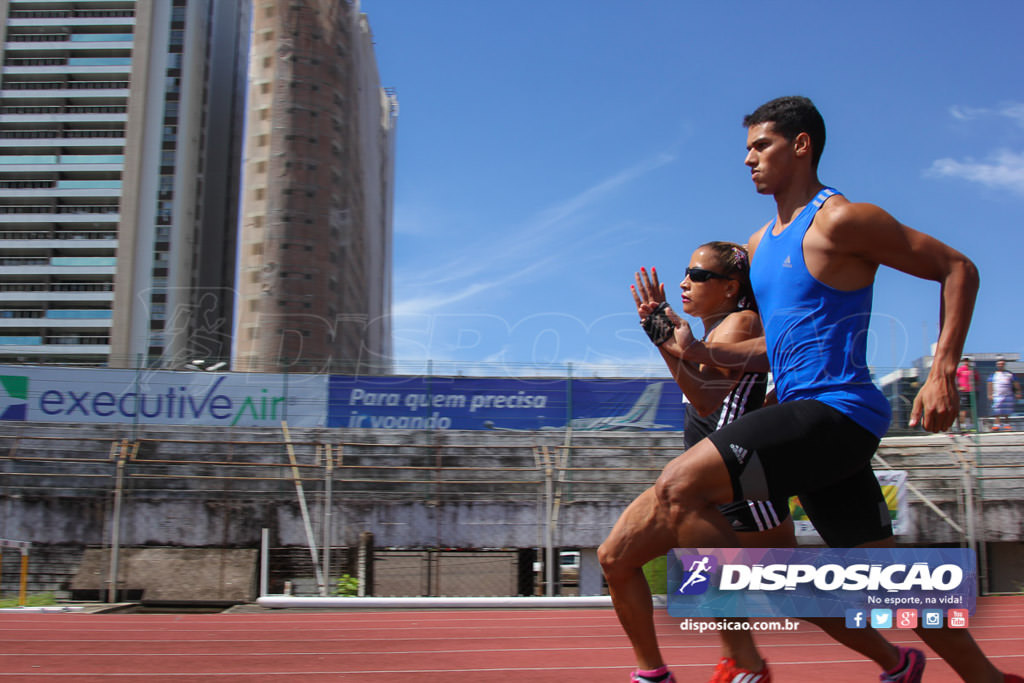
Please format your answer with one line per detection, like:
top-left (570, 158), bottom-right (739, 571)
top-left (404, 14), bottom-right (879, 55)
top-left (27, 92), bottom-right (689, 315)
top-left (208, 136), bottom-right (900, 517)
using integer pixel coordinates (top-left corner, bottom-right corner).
top-left (363, 0), bottom-right (1024, 377)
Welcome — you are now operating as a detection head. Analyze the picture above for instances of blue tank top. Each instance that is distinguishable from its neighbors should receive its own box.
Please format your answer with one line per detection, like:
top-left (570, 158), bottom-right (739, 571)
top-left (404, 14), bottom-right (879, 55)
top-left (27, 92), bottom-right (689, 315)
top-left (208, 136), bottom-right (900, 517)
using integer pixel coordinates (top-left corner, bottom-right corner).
top-left (749, 187), bottom-right (891, 438)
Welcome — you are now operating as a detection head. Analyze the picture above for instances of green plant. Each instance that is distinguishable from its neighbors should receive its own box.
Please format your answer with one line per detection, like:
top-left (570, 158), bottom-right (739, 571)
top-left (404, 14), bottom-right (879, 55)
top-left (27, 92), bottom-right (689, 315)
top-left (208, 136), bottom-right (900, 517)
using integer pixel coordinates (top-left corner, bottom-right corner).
top-left (0, 592), bottom-right (57, 609)
top-left (642, 556), bottom-right (668, 594)
top-left (334, 574), bottom-right (359, 596)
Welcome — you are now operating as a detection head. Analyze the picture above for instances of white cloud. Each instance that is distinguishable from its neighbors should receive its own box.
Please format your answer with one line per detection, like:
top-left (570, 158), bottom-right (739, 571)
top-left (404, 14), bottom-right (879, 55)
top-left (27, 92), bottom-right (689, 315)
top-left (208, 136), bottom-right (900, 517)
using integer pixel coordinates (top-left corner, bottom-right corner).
top-left (949, 104), bottom-right (988, 121)
top-left (999, 103), bottom-right (1024, 128)
top-left (948, 102), bottom-right (1024, 128)
top-left (527, 152), bottom-right (676, 237)
top-left (394, 151), bottom-right (676, 314)
top-left (392, 259), bottom-right (551, 316)
top-left (927, 149), bottom-right (1024, 194)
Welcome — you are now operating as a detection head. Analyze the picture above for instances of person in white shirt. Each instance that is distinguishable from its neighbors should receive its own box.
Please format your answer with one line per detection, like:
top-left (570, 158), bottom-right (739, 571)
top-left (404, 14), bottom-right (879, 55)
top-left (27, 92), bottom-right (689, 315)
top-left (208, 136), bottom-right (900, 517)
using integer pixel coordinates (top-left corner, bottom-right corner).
top-left (987, 359), bottom-right (1021, 431)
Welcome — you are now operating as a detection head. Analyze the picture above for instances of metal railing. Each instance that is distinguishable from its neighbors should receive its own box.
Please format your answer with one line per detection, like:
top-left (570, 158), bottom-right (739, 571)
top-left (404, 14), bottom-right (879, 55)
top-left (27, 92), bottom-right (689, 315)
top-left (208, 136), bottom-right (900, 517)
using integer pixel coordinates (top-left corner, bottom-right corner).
top-left (8, 9), bottom-right (135, 19)
top-left (0, 129), bottom-right (124, 139)
top-left (0, 231), bottom-right (117, 240)
top-left (0, 205), bottom-right (118, 215)
top-left (0, 105), bottom-right (127, 115)
top-left (0, 282), bottom-right (112, 292)
top-left (3, 81), bottom-right (130, 90)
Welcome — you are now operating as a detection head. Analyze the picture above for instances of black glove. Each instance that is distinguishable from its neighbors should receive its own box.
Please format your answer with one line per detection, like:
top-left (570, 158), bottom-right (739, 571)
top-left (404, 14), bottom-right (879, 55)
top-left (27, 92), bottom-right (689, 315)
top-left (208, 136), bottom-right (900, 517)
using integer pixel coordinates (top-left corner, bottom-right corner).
top-left (640, 302), bottom-right (674, 346)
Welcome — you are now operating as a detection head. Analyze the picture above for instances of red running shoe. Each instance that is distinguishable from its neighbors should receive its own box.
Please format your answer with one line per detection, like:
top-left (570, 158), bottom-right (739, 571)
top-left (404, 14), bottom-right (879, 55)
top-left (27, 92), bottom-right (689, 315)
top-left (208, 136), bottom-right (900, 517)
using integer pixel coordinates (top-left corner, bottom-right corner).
top-left (708, 657), bottom-right (771, 683)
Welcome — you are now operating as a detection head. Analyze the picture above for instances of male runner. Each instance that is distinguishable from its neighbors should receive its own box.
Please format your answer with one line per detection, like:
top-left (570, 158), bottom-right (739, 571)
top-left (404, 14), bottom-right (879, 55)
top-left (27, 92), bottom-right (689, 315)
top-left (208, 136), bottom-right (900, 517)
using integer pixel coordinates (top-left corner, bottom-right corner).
top-left (607, 95), bottom-right (1020, 682)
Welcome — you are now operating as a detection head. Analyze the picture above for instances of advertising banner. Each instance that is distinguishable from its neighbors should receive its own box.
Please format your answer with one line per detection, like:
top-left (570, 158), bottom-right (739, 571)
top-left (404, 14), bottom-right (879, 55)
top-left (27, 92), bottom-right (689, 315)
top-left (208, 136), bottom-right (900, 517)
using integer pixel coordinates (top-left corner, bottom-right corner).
top-left (0, 365), bottom-right (325, 427)
top-left (791, 470), bottom-right (909, 536)
top-left (667, 547), bottom-right (976, 619)
top-left (327, 375), bottom-right (687, 431)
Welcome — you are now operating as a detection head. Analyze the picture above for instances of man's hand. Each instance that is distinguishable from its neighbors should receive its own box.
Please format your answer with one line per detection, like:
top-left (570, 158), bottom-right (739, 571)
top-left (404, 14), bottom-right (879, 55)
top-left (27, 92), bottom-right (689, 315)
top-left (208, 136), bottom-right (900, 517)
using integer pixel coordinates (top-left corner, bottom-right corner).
top-left (672, 318), bottom-right (696, 354)
top-left (909, 373), bottom-right (959, 432)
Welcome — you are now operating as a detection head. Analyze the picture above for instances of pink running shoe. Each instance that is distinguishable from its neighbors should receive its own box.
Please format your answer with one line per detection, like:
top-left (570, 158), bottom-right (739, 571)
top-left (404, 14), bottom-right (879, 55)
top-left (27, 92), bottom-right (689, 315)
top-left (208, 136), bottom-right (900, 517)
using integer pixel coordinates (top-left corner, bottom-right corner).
top-left (708, 657), bottom-right (771, 683)
top-left (880, 647), bottom-right (926, 683)
top-left (631, 665), bottom-right (676, 683)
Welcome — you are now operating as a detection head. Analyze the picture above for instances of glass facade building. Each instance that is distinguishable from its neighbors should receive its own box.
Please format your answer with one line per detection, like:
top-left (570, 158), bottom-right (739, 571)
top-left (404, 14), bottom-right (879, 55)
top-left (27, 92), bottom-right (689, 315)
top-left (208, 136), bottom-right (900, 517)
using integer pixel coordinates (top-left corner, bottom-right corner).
top-left (0, 0), bottom-right (249, 366)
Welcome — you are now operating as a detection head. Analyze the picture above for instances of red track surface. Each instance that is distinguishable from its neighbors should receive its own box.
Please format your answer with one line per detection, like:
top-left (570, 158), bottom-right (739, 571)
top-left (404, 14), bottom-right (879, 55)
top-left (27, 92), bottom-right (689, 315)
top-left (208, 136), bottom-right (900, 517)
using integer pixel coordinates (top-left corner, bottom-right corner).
top-left (1, 596), bottom-right (1022, 681)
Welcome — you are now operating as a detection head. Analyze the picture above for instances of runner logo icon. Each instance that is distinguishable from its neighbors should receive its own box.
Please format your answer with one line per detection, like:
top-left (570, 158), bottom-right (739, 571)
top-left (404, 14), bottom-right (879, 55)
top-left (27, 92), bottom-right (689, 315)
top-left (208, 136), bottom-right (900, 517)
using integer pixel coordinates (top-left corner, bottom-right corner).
top-left (677, 555), bottom-right (717, 595)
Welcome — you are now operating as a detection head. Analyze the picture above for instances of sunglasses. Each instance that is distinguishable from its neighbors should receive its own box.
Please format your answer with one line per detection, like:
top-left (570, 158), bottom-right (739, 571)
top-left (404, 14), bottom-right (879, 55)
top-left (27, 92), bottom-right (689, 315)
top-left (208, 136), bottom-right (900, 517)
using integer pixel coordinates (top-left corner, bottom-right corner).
top-left (685, 267), bottom-right (732, 283)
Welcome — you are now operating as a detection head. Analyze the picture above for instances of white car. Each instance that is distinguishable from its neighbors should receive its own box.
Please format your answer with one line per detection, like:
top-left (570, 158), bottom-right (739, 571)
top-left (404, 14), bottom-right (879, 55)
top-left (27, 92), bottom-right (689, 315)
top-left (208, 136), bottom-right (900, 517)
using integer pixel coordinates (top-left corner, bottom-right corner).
top-left (533, 550), bottom-right (580, 582)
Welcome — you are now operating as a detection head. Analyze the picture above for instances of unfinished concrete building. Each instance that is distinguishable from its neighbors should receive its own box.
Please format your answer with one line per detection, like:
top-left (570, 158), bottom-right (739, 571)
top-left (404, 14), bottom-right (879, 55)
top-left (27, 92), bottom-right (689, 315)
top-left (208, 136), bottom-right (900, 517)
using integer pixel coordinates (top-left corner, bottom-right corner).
top-left (234, 0), bottom-right (396, 374)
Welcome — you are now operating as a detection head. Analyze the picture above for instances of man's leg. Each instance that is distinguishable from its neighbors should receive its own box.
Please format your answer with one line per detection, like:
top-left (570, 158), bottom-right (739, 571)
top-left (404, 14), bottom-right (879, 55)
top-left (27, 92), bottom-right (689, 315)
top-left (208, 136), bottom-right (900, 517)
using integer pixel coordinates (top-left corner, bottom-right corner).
top-left (654, 439), bottom-right (741, 547)
top-left (805, 617), bottom-right (901, 669)
top-left (712, 516), bottom-right (799, 673)
top-left (738, 508), bottom-right (906, 676)
top-left (913, 629), bottom-right (1002, 683)
top-left (802, 473), bottom-right (1006, 682)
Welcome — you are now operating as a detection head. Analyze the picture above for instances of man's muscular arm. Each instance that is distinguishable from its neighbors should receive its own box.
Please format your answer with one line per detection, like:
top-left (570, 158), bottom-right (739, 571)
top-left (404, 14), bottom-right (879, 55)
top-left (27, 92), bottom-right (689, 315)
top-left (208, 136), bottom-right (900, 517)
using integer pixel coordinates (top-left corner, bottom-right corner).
top-left (823, 202), bottom-right (979, 432)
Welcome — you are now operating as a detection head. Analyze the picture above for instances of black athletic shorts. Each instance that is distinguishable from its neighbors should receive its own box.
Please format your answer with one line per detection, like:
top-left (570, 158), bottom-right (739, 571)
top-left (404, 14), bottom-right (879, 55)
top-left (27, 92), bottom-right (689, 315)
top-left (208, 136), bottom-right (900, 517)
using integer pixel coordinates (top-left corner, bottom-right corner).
top-left (718, 498), bottom-right (790, 534)
top-left (958, 392), bottom-right (972, 411)
top-left (707, 400), bottom-right (892, 547)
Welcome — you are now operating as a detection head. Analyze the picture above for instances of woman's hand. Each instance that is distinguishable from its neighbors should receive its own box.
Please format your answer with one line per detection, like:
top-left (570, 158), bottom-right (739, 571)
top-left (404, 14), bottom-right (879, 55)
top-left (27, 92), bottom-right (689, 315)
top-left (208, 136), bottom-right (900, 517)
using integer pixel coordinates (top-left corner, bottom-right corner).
top-left (633, 267), bottom-right (682, 322)
top-left (632, 267), bottom-right (666, 311)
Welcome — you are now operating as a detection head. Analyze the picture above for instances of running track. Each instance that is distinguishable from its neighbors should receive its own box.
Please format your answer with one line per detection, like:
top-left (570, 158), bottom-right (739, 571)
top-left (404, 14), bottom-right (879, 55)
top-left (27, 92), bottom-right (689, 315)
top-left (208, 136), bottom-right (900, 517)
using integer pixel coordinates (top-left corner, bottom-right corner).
top-left (1, 596), bottom-right (1021, 681)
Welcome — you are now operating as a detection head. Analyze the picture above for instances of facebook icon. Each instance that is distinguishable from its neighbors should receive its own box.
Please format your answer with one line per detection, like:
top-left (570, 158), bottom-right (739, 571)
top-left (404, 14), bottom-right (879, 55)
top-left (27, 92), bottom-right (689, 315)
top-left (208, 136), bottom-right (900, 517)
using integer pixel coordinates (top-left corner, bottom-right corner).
top-left (845, 609), bottom-right (867, 629)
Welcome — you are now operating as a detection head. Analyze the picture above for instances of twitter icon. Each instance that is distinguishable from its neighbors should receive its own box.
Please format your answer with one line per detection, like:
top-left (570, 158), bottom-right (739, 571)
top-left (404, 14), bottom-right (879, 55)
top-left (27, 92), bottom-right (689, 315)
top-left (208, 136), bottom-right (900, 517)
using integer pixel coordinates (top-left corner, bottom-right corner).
top-left (871, 609), bottom-right (893, 629)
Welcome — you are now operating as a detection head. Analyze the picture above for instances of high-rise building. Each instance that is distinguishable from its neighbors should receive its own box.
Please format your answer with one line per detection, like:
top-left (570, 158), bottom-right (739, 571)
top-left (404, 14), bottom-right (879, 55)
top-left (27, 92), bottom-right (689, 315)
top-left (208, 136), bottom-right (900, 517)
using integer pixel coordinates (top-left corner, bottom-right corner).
top-left (0, 0), bottom-right (394, 372)
top-left (0, 0), bottom-right (250, 367)
top-left (233, 0), bottom-right (396, 374)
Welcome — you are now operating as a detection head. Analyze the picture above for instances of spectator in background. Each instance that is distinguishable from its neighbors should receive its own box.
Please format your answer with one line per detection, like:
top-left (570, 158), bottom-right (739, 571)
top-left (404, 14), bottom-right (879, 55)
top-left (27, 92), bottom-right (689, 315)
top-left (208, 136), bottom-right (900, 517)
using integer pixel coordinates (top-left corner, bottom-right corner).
top-left (988, 358), bottom-right (1021, 431)
top-left (956, 357), bottom-right (979, 433)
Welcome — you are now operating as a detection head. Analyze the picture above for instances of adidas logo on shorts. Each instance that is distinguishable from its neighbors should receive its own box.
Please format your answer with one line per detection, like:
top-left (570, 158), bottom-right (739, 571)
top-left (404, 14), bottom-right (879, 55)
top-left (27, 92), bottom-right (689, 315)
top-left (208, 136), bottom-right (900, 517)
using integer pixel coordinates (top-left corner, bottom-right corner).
top-left (730, 443), bottom-right (749, 464)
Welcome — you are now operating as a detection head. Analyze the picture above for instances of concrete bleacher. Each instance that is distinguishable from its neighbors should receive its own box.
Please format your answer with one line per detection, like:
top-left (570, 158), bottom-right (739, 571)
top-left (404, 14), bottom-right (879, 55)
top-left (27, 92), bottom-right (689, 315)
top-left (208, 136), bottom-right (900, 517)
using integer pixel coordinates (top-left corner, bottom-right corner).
top-left (2, 422), bottom-right (1023, 597)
